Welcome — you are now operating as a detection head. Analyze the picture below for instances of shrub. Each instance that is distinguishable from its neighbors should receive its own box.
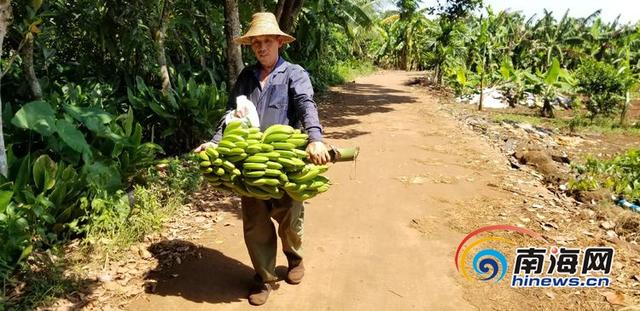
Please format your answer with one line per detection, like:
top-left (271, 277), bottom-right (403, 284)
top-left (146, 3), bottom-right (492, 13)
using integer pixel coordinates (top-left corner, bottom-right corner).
top-left (575, 60), bottom-right (631, 118)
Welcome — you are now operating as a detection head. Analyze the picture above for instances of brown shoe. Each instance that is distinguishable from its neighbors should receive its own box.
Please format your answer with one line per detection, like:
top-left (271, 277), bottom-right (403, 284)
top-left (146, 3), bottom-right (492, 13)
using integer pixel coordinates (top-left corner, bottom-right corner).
top-left (286, 262), bottom-right (305, 284)
top-left (248, 282), bottom-right (274, 306)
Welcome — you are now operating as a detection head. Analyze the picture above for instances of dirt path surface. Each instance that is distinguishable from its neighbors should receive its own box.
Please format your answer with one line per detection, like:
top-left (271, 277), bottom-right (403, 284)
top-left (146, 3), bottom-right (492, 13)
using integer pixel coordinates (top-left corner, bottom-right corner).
top-left (126, 71), bottom-right (524, 310)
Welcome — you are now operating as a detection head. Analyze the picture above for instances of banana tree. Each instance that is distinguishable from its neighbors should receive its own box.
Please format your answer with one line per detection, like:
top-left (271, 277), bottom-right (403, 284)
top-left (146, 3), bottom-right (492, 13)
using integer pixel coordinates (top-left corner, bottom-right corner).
top-left (524, 58), bottom-right (574, 118)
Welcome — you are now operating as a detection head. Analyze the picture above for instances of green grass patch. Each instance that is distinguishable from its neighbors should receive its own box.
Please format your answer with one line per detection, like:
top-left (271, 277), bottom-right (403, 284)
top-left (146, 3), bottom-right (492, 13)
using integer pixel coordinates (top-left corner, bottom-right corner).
top-left (490, 112), bottom-right (640, 136)
top-left (331, 60), bottom-right (376, 83)
top-left (569, 149), bottom-right (640, 203)
top-left (80, 156), bottom-right (201, 261)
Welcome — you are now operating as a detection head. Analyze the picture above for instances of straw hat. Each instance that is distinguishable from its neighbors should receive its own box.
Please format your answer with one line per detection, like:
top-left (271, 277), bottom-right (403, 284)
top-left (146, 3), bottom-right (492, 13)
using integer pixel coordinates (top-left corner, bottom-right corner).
top-left (234, 12), bottom-right (296, 45)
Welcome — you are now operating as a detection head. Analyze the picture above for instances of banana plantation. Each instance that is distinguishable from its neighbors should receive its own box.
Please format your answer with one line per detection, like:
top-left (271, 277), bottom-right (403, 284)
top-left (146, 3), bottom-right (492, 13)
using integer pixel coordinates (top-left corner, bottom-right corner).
top-left (0, 0), bottom-right (638, 308)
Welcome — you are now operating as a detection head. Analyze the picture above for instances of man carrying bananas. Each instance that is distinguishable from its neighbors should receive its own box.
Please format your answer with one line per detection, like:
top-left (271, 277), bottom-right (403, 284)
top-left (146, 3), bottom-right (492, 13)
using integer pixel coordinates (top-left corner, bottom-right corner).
top-left (194, 12), bottom-right (330, 306)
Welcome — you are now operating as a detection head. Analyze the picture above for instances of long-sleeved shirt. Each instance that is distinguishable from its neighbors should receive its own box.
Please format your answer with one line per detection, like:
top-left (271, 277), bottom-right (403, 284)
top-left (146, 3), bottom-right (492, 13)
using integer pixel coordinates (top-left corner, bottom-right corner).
top-left (211, 57), bottom-right (323, 143)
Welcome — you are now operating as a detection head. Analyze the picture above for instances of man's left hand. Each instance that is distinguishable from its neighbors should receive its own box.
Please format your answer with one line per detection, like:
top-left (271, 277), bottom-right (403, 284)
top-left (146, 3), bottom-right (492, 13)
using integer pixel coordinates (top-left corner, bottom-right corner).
top-left (306, 141), bottom-right (330, 165)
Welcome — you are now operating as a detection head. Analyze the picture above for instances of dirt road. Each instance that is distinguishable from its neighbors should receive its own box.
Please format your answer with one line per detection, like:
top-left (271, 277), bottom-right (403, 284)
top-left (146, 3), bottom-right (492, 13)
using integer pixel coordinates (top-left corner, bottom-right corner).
top-left (127, 70), bottom-right (514, 310)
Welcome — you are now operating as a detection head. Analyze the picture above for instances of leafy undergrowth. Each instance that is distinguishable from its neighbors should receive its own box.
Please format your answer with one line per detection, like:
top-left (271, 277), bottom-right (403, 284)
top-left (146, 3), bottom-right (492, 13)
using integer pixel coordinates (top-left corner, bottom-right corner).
top-left (1, 156), bottom-right (202, 310)
top-left (570, 149), bottom-right (640, 203)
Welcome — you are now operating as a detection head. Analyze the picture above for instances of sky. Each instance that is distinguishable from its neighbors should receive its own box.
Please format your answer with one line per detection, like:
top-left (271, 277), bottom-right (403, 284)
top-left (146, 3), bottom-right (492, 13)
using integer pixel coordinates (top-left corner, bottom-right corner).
top-left (378, 0), bottom-right (640, 24)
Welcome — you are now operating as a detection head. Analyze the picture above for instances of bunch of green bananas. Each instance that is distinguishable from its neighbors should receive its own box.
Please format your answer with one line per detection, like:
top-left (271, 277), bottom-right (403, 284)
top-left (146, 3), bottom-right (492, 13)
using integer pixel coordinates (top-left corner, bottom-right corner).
top-left (196, 121), bottom-right (332, 201)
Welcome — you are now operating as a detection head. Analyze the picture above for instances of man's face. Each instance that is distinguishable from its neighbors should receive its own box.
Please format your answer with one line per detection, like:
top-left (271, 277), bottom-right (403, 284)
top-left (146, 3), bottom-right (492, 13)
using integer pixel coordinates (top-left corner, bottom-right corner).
top-left (250, 35), bottom-right (283, 69)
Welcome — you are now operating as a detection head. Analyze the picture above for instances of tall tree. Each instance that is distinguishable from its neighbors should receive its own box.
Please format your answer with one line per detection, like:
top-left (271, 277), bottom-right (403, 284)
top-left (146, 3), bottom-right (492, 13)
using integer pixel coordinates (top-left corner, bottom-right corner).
top-left (0, 0), bottom-right (11, 177)
top-left (396, 0), bottom-right (419, 70)
top-left (223, 0), bottom-right (244, 85)
top-left (153, 0), bottom-right (173, 95)
top-left (275, 0), bottom-right (304, 34)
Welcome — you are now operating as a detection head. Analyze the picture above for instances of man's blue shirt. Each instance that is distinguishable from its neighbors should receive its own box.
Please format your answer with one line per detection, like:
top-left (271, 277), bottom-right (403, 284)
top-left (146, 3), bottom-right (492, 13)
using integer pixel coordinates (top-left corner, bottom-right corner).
top-left (212, 57), bottom-right (323, 143)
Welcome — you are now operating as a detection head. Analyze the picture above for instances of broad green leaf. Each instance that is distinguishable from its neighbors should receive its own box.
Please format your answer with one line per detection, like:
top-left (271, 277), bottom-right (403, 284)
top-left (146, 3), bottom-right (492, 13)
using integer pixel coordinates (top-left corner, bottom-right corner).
top-left (0, 190), bottom-right (13, 210)
top-left (33, 155), bottom-right (57, 191)
top-left (11, 100), bottom-right (57, 136)
top-left (82, 162), bottom-right (122, 193)
top-left (18, 245), bottom-right (33, 262)
top-left (14, 157), bottom-right (31, 192)
top-left (64, 105), bottom-right (112, 134)
top-left (455, 67), bottom-right (467, 86)
top-left (544, 58), bottom-right (561, 85)
top-left (55, 119), bottom-right (91, 158)
top-left (124, 108), bottom-right (134, 137)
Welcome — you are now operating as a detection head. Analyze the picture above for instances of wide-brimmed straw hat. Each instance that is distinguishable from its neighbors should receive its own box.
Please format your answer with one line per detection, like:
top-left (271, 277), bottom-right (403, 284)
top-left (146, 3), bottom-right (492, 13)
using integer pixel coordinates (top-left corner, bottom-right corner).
top-left (234, 12), bottom-right (296, 45)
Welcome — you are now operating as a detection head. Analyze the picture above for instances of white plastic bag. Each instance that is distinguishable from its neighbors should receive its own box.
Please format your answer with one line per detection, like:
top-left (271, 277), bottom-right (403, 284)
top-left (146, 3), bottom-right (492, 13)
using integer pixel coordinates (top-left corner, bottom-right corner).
top-left (224, 95), bottom-right (260, 128)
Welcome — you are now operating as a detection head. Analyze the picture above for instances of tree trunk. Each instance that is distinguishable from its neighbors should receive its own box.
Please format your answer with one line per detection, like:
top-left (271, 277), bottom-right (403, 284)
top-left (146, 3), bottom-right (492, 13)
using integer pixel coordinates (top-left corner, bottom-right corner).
top-left (21, 33), bottom-right (42, 100)
top-left (0, 0), bottom-right (12, 177)
top-left (478, 68), bottom-right (484, 111)
top-left (154, 0), bottom-right (172, 95)
top-left (223, 0), bottom-right (244, 86)
top-left (479, 46), bottom-right (486, 111)
top-left (620, 90), bottom-right (630, 127)
top-left (275, 0), bottom-right (304, 34)
top-left (541, 99), bottom-right (555, 118)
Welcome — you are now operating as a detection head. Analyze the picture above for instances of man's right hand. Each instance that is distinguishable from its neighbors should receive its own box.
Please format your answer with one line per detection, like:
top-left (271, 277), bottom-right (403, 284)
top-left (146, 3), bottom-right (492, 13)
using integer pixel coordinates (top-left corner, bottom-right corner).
top-left (194, 142), bottom-right (217, 153)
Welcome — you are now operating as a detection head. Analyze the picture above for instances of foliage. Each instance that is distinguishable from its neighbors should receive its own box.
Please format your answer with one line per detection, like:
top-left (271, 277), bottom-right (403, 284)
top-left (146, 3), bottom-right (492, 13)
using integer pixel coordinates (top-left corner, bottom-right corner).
top-left (127, 74), bottom-right (228, 155)
top-left (569, 149), bottom-right (640, 203)
top-left (575, 59), bottom-right (631, 118)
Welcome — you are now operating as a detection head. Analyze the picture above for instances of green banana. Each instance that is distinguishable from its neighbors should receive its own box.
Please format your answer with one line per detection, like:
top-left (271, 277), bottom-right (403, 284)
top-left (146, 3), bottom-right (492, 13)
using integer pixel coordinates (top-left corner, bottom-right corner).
top-left (224, 120), bottom-right (243, 133)
top-left (265, 168), bottom-right (282, 177)
top-left (256, 151), bottom-right (280, 161)
top-left (290, 133), bottom-right (309, 140)
top-left (227, 153), bottom-right (248, 162)
top-left (257, 143), bottom-right (275, 152)
top-left (248, 133), bottom-right (263, 140)
top-left (199, 161), bottom-right (212, 167)
top-left (224, 134), bottom-right (245, 142)
top-left (244, 170), bottom-right (266, 178)
top-left (293, 149), bottom-right (308, 158)
top-left (215, 167), bottom-right (225, 176)
top-left (251, 178), bottom-right (280, 187)
top-left (248, 127), bottom-right (261, 134)
top-left (243, 162), bottom-right (268, 170)
top-left (246, 155), bottom-right (269, 163)
top-left (263, 133), bottom-right (291, 143)
top-left (197, 151), bottom-right (209, 161)
top-left (275, 150), bottom-right (296, 158)
top-left (212, 158), bottom-right (223, 166)
top-left (234, 141), bottom-right (249, 148)
top-left (245, 184), bottom-right (272, 199)
top-left (279, 173), bottom-right (289, 183)
top-left (225, 128), bottom-right (249, 137)
top-left (266, 161), bottom-right (283, 170)
top-left (263, 124), bottom-right (294, 137)
top-left (205, 148), bottom-right (219, 159)
top-left (218, 140), bottom-right (236, 149)
top-left (200, 167), bottom-right (213, 174)
top-left (291, 168), bottom-right (320, 182)
top-left (246, 145), bottom-right (262, 154)
top-left (216, 147), bottom-right (232, 155)
top-left (271, 142), bottom-right (295, 150)
top-left (229, 147), bottom-right (245, 155)
top-left (286, 139), bottom-right (307, 147)
top-left (222, 160), bottom-right (236, 171)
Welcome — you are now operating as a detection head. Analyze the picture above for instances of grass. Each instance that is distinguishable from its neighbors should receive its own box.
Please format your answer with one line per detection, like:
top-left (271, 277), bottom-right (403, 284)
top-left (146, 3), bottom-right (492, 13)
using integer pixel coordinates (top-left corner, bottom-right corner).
top-left (332, 60), bottom-right (376, 83)
top-left (489, 111), bottom-right (640, 136)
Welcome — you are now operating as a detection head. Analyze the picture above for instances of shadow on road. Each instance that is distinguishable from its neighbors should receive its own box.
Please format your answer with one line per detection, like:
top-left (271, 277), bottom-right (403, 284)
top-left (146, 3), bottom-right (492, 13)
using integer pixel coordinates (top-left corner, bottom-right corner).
top-left (144, 240), bottom-right (254, 304)
top-left (319, 82), bottom-right (417, 140)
